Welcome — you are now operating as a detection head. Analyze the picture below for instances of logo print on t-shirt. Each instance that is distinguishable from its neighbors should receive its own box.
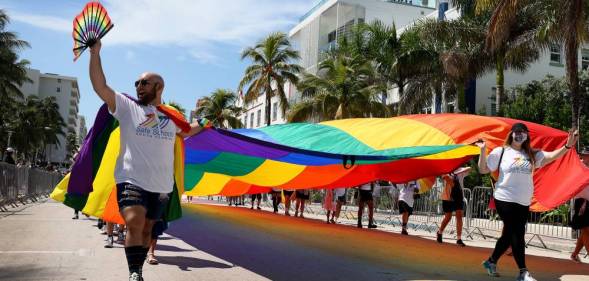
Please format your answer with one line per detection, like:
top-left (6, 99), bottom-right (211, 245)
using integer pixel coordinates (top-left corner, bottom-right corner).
top-left (136, 113), bottom-right (173, 140)
top-left (507, 156), bottom-right (532, 174)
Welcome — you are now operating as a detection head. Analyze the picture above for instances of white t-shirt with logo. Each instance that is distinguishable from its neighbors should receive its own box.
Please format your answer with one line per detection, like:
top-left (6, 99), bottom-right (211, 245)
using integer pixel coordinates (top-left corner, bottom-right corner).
top-left (487, 146), bottom-right (545, 206)
top-left (109, 92), bottom-right (179, 193)
top-left (398, 181), bottom-right (419, 207)
top-left (334, 188), bottom-right (346, 197)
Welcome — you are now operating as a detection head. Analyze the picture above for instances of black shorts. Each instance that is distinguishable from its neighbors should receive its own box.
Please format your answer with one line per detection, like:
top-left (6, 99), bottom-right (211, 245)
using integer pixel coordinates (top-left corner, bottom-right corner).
top-left (359, 190), bottom-right (373, 202)
top-left (116, 183), bottom-right (169, 220)
top-left (151, 220), bottom-right (168, 239)
top-left (442, 200), bottom-right (463, 213)
top-left (572, 198), bottom-right (589, 230)
top-left (295, 190), bottom-right (309, 200)
top-left (398, 200), bottom-right (413, 215)
top-left (251, 194), bottom-right (262, 200)
top-left (337, 195), bottom-right (346, 203)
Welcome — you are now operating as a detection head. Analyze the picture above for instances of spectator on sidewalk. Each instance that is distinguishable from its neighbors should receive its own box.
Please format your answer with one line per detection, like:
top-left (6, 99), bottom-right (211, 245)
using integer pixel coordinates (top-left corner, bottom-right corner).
top-left (4, 148), bottom-right (15, 165)
top-left (477, 123), bottom-right (578, 280)
top-left (437, 166), bottom-right (471, 246)
top-left (396, 181), bottom-right (420, 235)
top-left (357, 182), bottom-right (377, 229)
top-left (571, 184), bottom-right (589, 263)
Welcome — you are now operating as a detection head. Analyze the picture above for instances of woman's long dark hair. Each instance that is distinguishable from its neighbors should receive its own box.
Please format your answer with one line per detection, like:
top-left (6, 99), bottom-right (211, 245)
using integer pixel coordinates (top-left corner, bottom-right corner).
top-left (504, 132), bottom-right (536, 168)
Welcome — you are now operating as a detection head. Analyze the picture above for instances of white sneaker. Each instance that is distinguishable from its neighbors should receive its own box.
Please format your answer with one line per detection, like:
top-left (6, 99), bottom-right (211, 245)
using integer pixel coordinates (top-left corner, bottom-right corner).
top-left (516, 271), bottom-right (537, 281)
top-left (129, 272), bottom-right (142, 281)
top-left (104, 236), bottom-right (113, 248)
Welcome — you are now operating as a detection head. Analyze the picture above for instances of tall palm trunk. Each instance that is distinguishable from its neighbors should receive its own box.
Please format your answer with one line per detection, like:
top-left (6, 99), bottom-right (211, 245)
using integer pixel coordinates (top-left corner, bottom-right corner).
top-left (566, 39), bottom-right (580, 130)
top-left (564, 0), bottom-right (583, 130)
top-left (495, 55), bottom-right (505, 116)
top-left (265, 77), bottom-right (273, 127)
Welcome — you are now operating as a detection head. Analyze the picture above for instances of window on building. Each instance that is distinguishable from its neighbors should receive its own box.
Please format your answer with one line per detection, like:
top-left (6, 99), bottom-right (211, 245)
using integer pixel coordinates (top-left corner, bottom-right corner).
top-left (550, 44), bottom-right (561, 64)
top-left (328, 31), bottom-right (336, 44)
top-left (491, 103), bottom-right (497, 116)
top-left (56, 87), bottom-right (61, 92)
top-left (582, 49), bottom-right (589, 70)
top-left (272, 102), bottom-right (278, 121)
top-left (244, 115), bottom-right (248, 128)
top-left (257, 109), bottom-right (261, 127)
top-left (57, 79), bottom-right (61, 83)
top-left (250, 113), bottom-right (254, 128)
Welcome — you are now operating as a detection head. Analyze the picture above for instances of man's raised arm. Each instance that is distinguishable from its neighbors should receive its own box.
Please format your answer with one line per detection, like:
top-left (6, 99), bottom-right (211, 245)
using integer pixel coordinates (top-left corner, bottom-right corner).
top-left (89, 40), bottom-right (116, 112)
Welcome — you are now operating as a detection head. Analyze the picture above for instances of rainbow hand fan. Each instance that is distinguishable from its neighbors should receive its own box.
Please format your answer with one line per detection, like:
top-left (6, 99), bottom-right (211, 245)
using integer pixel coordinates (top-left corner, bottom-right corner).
top-left (72, 1), bottom-right (114, 61)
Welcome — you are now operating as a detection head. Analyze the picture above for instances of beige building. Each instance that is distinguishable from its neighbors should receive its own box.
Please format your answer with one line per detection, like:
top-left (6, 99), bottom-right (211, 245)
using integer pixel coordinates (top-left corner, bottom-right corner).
top-left (18, 68), bottom-right (85, 165)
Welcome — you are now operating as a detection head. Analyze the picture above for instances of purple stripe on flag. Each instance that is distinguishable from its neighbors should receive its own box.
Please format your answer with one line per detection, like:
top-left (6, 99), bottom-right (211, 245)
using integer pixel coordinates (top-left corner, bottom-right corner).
top-left (66, 104), bottom-right (112, 195)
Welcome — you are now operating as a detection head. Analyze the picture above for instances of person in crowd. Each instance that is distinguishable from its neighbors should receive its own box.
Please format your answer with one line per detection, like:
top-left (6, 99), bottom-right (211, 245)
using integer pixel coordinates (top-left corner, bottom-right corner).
top-left (333, 188), bottom-right (347, 223)
top-left (294, 189), bottom-right (310, 218)
top-left (357, 182), bottom-right (376, 229)
top-left (270, 188), bottom-right (281, 213)
top-left (251, 193), bottom-right (262, 210)
top-left (571, 161), bottom-right (589, 264)
top-left (396, 181), bottom-right (420, 235)
top-left (323, 188), bottom-right (337, 223)
top-left (4, 147), bottom-right (15, 165)
top-left (477, 123), bottom-right (578, 281)
top-left (283, 189), bottom-right (295, 216)
top-left (437, 166), bottom-right (471, 246)
top-left (146, 219), bottom-right (168, 265)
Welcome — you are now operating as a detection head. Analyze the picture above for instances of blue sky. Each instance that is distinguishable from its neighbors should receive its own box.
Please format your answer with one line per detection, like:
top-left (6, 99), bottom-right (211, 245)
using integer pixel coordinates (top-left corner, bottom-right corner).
top-left (0, 0), bottom-right (316, 125)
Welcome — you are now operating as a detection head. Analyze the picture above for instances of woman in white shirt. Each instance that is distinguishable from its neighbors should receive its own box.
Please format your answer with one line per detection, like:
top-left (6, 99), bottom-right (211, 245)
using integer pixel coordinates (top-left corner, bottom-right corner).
top-left (477, 123), bottom-right (577, 281)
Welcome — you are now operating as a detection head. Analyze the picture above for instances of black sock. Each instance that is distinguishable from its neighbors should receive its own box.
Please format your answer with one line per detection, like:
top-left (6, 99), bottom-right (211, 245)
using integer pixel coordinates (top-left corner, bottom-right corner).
top-left (125, 246), bottom-right (145, 275)
top-left (519, 268), bottom-right (527, 274)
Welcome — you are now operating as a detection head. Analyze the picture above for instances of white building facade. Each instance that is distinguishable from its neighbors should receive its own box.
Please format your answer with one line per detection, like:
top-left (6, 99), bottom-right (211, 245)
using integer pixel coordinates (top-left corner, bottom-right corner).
top-left (18, 68), bottom-right (85, 165)
top-left (238, 0), bottom-right (587, 127)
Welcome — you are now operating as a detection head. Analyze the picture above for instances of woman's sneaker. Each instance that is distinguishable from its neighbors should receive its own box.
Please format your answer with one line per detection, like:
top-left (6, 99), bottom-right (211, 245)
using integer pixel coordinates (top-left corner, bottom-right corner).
top-left (482, 260), bottom-right (499, 277)
top-left (516, 271), bottom-right (537, 281)
top-left (104, 236), bottom-right (114, 248)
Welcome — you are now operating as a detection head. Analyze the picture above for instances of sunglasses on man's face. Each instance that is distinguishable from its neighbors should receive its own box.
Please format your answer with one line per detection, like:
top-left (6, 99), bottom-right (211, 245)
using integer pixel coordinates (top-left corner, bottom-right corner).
top-left (134, 79), bottom-right (152, 88)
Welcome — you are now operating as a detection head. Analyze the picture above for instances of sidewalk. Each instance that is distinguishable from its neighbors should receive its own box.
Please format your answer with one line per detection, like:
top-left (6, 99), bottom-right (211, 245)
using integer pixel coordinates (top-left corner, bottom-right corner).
top-left (0, 198), bottom-right (267, 281)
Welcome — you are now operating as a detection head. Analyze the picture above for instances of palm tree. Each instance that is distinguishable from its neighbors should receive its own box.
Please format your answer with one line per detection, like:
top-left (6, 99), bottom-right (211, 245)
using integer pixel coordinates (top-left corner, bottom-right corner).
top-left (238, 32), bottom-right (302, 126)
top-left (479, 0), bottom-right (589, 127)
top-left (288, 40), bottom-right (388, 122)
top-left (167, 101), bottom-right (187, 118)
top-left (400, 17), bottom-right (494, 114)
top-left (0, 10), bottom-right (30, 151)
top-left (195, 89), bottom-right (243, 129)
top-left (363, 20), bottom-right (421, 108)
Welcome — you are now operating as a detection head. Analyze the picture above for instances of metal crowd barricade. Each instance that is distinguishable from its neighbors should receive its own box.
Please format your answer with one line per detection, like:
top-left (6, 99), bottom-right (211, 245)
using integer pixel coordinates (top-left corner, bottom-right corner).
top-left (0, 163), bottom-right (61, 211)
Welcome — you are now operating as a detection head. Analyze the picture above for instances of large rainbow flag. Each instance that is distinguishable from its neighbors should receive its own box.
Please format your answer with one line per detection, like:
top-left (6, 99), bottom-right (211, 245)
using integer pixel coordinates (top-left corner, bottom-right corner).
top-left (50, 96), bottom-right (189, 224)
top-left (184, 114), bottom-right (589, 212)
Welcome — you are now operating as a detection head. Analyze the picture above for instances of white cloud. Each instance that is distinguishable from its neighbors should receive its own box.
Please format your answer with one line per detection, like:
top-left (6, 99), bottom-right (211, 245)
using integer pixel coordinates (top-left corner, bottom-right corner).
top-left (10, 0), bottom-right (315, 50)
top-left (9, 11), bottom-right (70, 33)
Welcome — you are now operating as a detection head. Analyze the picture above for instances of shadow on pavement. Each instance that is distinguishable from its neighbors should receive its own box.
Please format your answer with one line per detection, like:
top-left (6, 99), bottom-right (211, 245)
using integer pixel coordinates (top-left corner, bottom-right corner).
top-left (155, 244), bottom-right (195, 253)
top-left (156, 256), bottom-right (232, 271)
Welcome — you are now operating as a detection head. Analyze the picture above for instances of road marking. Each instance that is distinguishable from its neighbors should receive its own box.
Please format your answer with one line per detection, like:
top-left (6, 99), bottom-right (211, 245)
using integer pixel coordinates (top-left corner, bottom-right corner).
top-left (0, 249), bottom-right (93, 256)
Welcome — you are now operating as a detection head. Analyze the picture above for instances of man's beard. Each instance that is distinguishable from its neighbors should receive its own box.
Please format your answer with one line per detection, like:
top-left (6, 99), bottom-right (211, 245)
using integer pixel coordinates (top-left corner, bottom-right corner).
top-left (138, 91), bottom-right (156, 106)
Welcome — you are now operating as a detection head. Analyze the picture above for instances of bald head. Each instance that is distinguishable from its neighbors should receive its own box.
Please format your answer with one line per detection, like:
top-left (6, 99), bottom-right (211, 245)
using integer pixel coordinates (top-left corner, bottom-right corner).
top-left (136, 72), bottom-right (165, 105)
